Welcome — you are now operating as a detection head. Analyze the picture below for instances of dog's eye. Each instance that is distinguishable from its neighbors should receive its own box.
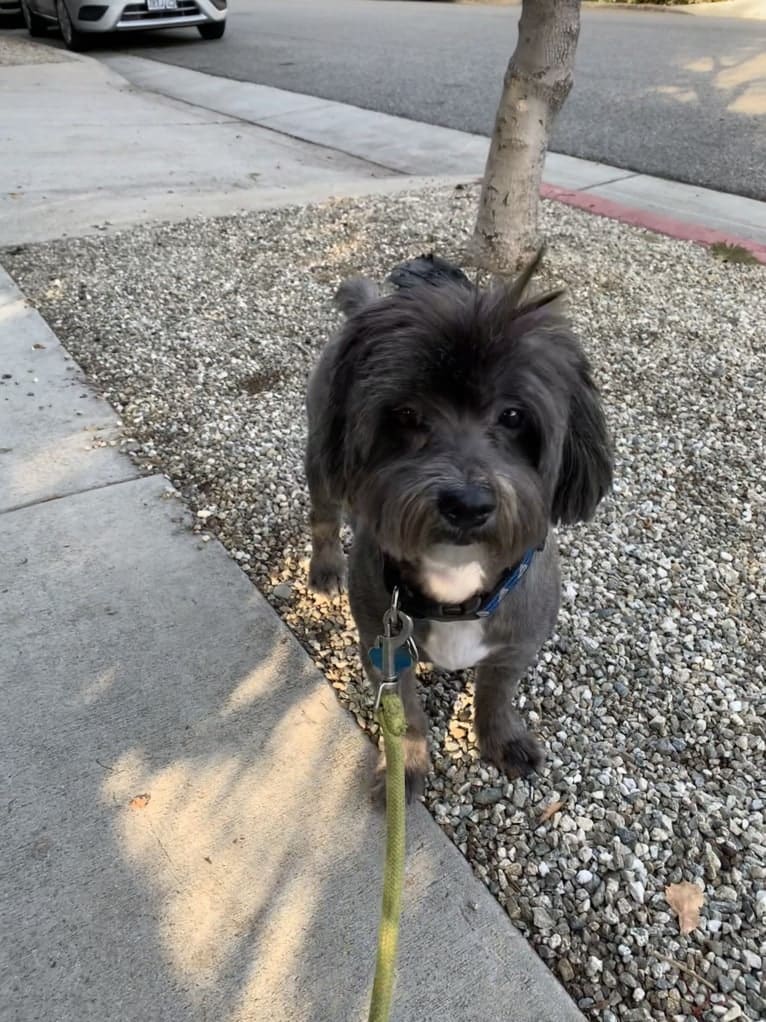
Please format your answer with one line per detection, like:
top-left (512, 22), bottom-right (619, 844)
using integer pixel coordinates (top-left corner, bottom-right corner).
top-left (499, 407), bottom-right (524, 430)
top-left (393, 407), bottom-right (421, 429)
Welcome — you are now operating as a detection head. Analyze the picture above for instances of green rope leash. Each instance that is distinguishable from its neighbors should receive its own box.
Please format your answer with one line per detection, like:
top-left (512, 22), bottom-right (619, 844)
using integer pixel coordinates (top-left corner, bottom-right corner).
top-left (368, 690), bottom-right (408, 1022)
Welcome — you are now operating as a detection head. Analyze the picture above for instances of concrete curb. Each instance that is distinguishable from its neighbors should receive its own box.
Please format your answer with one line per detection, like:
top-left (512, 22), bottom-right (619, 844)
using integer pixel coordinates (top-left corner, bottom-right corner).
top-left (104, 55), bottom-right (766, 263)
top-left (542, 184), bottom-right (766, 263)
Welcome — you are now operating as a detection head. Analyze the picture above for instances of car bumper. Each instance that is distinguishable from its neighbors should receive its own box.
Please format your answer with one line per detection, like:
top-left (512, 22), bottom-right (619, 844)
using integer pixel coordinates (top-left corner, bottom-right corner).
top-left (70, 0), bottom-right (225, 32)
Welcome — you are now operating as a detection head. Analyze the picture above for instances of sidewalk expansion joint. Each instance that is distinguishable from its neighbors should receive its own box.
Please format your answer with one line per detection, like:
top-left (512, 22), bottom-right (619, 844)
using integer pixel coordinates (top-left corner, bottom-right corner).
top-left (1, 473), bottom-right (152, 517)
top-left (579, 172), bottom-right (640, 192)
top-left (120, 69), bottom-right (406, 178)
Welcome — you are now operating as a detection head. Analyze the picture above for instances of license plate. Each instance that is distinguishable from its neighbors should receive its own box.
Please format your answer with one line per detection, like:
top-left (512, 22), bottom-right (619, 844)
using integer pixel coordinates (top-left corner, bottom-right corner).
top-left (147, 0), bottom-right (177, 10)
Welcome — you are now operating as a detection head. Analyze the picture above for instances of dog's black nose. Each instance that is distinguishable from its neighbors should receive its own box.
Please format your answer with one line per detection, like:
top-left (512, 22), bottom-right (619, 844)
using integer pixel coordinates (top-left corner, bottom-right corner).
top-left (438, 485), bottom-right (496, 530)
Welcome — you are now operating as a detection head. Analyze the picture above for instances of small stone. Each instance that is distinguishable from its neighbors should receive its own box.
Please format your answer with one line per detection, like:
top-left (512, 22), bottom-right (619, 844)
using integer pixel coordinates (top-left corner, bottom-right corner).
top-left (532, 907), bottom-right (554, 931)
top-left (718, 975), bottom-right (736, 995)
top-left (557, 958), bottom-right (575, 982)
top-left (272, 582), bottom-right (293, 601)
top-left (704, 843), bottom-right (722, 879)
top-left (628, 880), bottom-right (645, 904)
top-left (740, 950), bottom-right (761, 971)
top-left (615, 827), bottom-right (637, 848)
top-left (474, 787), bottom-right (503, 806)
top-left (512, 784), bottom-right (527, 809)
top-left (576, 869), bottom-right (594, 887)
top-left (586, 955), bottom-right (603, 975)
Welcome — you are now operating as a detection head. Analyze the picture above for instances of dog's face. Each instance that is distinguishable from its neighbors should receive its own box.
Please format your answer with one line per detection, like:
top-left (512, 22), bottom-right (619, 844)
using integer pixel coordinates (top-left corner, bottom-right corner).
top-left (324, 280), bottom-right (612, 572)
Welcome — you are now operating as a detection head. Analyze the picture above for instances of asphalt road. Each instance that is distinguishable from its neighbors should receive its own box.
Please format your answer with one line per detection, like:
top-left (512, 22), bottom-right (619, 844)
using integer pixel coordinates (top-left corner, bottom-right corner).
top-left (16, 0), bottom-right (766, 199)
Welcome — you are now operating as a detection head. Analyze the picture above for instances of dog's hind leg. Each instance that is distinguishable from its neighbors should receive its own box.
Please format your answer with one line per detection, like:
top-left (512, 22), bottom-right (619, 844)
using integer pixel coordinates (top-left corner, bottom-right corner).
top-left (474, 660), bottom-right (544, 779)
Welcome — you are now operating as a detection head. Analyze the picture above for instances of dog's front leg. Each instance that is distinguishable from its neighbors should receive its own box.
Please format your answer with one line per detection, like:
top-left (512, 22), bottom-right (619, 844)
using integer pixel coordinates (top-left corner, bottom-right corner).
top-left (305, 465), bottom-right (346, 595)
top-left (474, 662), bottom-right (544, 779)
top-left (364, 658), bottom-right (431, 803)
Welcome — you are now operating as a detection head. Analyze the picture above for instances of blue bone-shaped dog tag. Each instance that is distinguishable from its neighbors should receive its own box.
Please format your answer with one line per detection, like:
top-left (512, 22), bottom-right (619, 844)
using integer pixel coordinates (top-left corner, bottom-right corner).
top-left (369, 644), bottom-right (413, 675)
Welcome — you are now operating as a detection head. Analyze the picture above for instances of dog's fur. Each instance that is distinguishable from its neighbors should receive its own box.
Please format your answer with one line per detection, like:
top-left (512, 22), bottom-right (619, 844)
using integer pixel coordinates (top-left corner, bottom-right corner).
top-left (305, 256), bottom-right (612, 797)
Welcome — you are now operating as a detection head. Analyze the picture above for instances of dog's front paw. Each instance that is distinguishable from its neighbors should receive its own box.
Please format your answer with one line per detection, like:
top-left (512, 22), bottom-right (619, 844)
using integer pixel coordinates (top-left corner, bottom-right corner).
top-left (308, 548), bottom-right (346, 596)
top-left (480, 730), bottom-right (545, 780)
top-left (371, 729), bottom-right (430, 806)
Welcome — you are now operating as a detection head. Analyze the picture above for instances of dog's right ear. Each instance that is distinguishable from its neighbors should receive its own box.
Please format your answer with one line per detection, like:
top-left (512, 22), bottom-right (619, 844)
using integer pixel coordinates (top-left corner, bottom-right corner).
top-left (314, 308), bottom-right (377, 495)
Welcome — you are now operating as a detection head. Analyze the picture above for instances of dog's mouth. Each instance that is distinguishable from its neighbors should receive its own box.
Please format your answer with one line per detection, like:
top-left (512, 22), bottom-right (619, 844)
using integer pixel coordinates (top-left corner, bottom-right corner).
top-left (436, 521), bottom-right (495, 547)
top-left (451, 529), bottom-right (485, 547)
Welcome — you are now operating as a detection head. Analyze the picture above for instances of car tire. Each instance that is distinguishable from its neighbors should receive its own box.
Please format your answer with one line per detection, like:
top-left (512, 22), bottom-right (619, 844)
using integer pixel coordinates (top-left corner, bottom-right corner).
top-left (56, 0), bottom-right (90, 50)
top-left (22, 0), bottom-right (49, 36)
top-left (198, 19), bottom-right (225, 39)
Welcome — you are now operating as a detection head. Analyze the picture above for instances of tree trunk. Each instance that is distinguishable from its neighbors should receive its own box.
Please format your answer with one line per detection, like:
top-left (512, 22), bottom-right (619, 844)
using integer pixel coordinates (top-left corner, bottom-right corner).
top-left (470, 0), bottom-right (581, 276)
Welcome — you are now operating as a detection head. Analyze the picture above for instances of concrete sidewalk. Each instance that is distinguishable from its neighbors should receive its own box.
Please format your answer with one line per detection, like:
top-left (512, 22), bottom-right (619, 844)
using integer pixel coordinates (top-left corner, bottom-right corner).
top-left (0, 35), bottom-right (398, 245)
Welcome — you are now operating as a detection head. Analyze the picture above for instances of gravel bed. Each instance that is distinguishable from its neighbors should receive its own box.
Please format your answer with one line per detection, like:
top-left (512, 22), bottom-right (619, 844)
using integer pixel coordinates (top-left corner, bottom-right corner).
top-left (4, 186), bottom-right (765, 1022)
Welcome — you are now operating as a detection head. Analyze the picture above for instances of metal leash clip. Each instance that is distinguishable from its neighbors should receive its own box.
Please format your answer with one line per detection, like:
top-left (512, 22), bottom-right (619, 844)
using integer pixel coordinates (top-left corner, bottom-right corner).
top-left (370, 587), bottom-right (416, 711)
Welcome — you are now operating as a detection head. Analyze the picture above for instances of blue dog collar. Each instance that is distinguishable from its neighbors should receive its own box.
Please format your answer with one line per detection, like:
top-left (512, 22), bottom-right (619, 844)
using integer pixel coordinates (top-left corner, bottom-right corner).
top-left (475, 546), bottom-right (537, 617)
top-left (383, 544), bottom-right (541, 622)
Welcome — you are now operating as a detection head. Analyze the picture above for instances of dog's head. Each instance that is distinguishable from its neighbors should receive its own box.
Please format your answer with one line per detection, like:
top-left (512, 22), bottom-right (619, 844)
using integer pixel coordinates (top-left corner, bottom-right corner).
top-left (322, 261), bottom-right (612, 571)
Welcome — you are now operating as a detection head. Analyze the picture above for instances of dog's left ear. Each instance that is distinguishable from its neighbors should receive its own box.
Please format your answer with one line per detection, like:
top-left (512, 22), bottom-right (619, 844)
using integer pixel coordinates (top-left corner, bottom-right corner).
top-left (503, 249), bottom-right (612, 524)
top-left (551, 364), bottom-right (613, 525)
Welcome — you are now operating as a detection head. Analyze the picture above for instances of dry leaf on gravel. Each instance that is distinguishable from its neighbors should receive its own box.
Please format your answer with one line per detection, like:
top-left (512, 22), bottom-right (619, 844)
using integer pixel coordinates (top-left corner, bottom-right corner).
top-left (129, 793), bottom-right (151, 810)
top-left (539, 800), bottom-right (566, 823)
top-left (665, 881), bottom-right (704, 934)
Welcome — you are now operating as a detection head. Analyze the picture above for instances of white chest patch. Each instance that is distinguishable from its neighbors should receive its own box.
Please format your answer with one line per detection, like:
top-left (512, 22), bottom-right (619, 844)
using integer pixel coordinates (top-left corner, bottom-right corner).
top-left (423, 619), bottom-right (492, 672)
top-left (419, 543), bottom-right (488, 604)
top-left (416, 544), bottom-right (496, 670)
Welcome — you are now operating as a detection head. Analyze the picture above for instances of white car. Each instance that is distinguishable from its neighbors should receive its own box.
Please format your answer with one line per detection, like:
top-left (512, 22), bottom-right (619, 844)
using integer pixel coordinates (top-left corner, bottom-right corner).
top-left (21, 0), bottom-right (226, 50)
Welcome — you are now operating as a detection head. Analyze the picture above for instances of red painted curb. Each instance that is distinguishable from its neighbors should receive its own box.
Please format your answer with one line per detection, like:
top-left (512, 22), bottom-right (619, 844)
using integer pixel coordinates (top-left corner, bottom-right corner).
top-left (540, 183), bottom-right (766, 265)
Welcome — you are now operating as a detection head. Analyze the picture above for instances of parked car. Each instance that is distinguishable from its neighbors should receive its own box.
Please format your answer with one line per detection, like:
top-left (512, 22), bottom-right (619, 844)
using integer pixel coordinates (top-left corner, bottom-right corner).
top-left (20, 0), bottom-right (226, 50)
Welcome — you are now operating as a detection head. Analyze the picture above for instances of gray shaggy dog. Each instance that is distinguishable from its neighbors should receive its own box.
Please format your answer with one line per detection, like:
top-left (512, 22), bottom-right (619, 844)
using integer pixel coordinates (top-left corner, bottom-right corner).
top-left (305, 253), bottom-right (612, 798)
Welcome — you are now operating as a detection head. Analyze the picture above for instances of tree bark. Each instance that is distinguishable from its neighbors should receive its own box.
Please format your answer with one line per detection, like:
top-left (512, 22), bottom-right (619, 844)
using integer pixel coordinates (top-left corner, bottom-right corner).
top-left (470, 0), bottom-right (581, 276)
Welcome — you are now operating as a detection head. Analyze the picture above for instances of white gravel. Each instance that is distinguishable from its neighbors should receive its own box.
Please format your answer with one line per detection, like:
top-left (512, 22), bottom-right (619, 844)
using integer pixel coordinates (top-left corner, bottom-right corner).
top-left (3, 184), bottom-right (765, 1022)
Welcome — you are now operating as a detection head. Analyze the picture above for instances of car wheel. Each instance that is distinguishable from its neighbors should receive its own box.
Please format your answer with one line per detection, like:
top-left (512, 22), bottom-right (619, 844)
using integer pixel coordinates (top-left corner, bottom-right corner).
top-left (56, 0), bottom-right (90, 50)
top-left (22, 0), bottom-right (49, 36)
top-left (198, 19), bottom-right (225, 39)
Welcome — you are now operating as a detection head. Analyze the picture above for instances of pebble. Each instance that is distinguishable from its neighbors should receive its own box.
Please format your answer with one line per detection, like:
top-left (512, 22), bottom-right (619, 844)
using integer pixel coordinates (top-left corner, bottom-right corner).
top-left (474, 787), bottom-right (503, 806)
top-left (628, 880), bottom-right (645, 904)
top-left (533, 907), bottom-right (555, 931)
top-left (740, 950), bottom-right (761, 971)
